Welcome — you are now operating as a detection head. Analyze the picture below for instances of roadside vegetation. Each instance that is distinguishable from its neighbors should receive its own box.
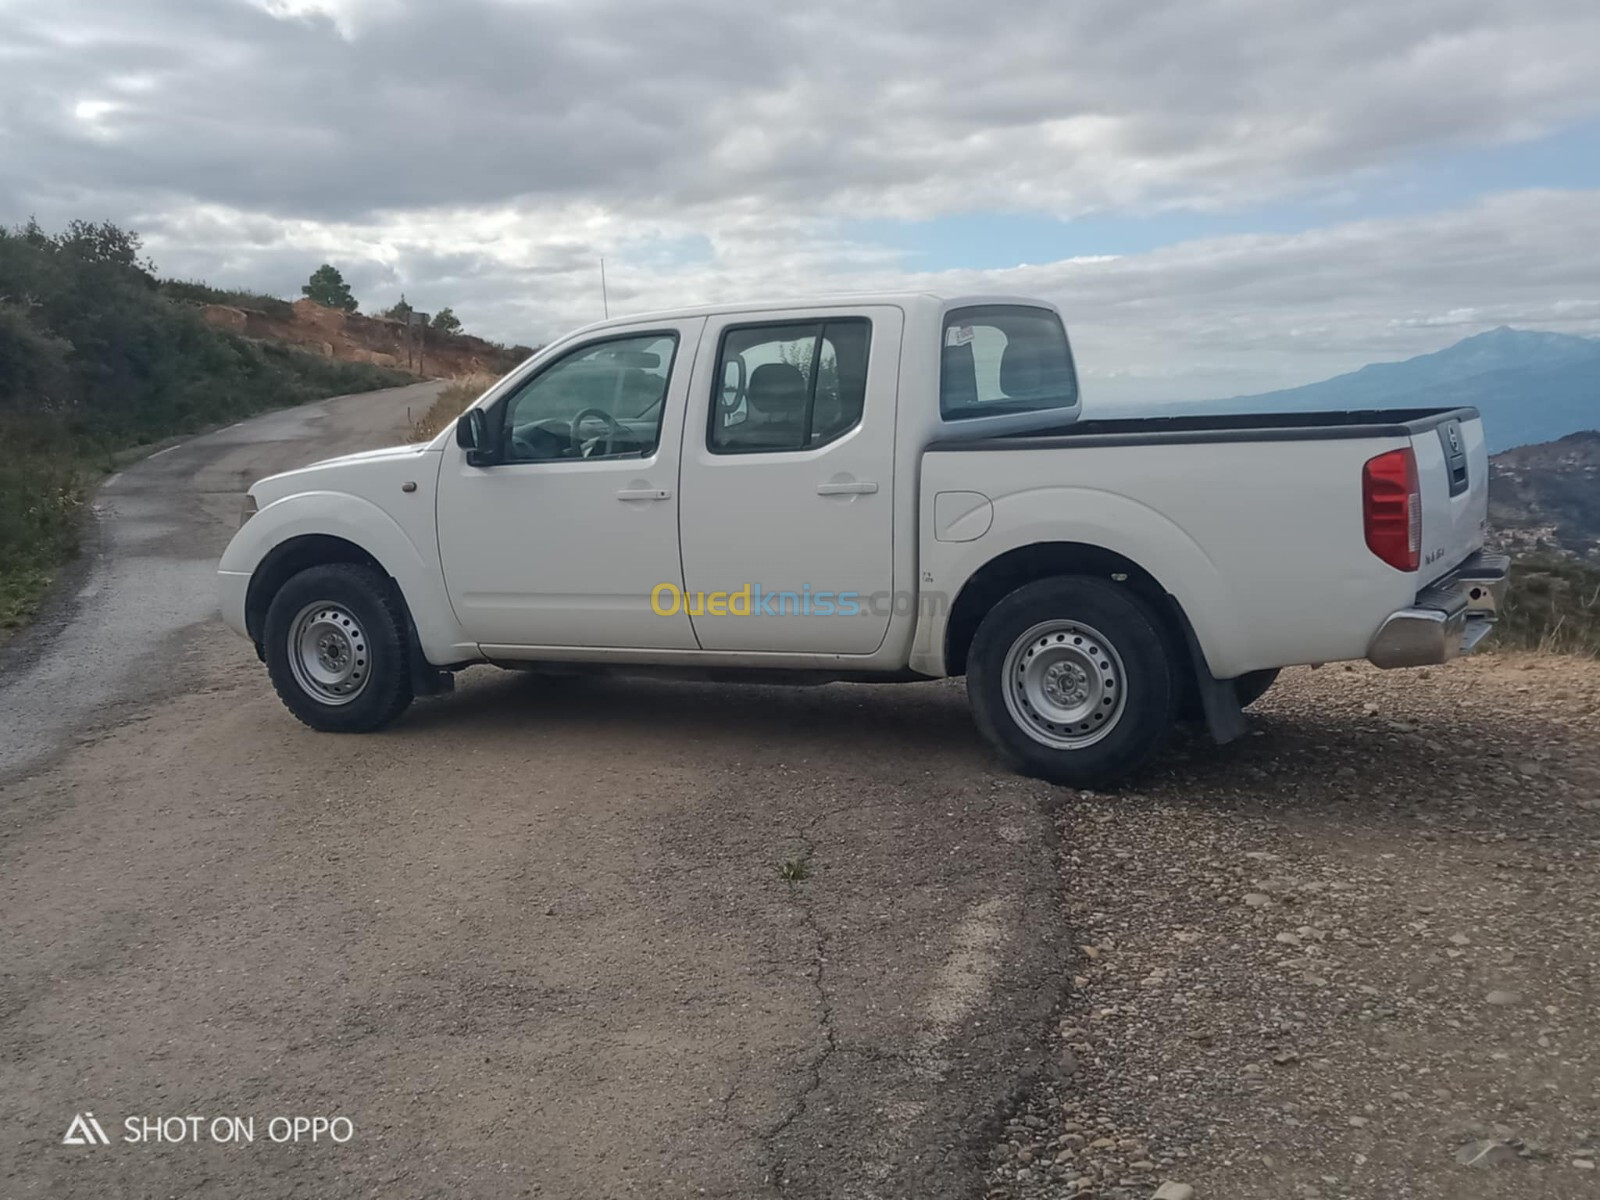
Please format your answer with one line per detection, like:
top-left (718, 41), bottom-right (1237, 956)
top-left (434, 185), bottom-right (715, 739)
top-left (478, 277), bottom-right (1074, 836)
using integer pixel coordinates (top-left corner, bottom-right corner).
top-left (0, 219), bottom-right (411, 636)
top-left (1493, 555), bottom-right (1600, 657)
top-left (158, 278), bottom-right (298, 321)
top-left (406, 376), bottom-right (493, 443)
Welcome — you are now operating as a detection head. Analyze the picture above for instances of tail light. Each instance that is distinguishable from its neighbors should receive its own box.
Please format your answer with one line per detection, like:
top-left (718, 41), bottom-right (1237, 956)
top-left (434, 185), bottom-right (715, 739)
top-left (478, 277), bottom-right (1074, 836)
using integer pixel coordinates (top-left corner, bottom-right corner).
top-left (1363, 447), bottom-right (1420, 572)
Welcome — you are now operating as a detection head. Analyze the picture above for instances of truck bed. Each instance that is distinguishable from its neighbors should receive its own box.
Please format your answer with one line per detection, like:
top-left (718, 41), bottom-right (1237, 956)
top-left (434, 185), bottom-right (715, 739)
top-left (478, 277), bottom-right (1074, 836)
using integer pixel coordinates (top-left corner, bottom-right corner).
top-left (932, 406), bottom-right (1479, 450)
top-left (918, 403), bottom-right (1490, 679)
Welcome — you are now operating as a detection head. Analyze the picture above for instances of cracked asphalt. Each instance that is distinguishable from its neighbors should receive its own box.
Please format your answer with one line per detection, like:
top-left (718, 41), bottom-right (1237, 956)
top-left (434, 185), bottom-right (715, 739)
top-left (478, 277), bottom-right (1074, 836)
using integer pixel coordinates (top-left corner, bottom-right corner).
top-left (0, 384), bottom-right (1071, 1199)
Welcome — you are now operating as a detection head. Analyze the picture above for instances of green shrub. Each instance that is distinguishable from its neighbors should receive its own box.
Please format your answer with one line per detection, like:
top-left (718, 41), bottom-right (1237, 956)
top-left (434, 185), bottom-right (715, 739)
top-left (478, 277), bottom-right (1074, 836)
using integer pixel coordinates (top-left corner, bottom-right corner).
top-left (1492, 556), bottom-right (1600, 657)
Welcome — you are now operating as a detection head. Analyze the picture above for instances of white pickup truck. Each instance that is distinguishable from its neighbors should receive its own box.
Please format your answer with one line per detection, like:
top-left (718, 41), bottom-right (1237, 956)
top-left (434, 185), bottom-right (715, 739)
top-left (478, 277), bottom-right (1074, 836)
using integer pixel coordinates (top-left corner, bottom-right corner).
top-left (220, 293), bottom-right (1508, 785)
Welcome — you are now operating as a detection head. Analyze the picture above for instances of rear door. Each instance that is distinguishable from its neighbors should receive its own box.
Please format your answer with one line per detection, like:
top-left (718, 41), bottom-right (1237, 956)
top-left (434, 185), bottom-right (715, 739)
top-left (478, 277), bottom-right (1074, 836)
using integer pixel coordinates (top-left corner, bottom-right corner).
top-left (677, 307), bottom-right (903, 653)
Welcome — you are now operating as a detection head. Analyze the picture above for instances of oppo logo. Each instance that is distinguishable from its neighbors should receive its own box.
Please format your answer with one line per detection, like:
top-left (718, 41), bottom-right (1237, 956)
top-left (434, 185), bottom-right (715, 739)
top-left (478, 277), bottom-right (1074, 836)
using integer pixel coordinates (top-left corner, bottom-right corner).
top-left (61, 1113), bottom-right (111, 1146)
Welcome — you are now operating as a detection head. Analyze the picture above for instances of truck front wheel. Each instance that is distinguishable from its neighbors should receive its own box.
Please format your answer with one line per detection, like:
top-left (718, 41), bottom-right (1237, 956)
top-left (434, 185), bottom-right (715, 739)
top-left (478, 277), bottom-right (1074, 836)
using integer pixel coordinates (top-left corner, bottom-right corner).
top-left (967, 576), bottom-right (1174, 787)
top-left (262, 562), bottom-right (415, 733)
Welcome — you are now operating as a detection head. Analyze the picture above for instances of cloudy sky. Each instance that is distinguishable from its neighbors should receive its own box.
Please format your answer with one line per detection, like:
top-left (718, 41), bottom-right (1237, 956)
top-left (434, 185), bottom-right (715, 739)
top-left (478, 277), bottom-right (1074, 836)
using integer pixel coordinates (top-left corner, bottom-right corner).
top-left (4, 0), bottom-right (1600, 404)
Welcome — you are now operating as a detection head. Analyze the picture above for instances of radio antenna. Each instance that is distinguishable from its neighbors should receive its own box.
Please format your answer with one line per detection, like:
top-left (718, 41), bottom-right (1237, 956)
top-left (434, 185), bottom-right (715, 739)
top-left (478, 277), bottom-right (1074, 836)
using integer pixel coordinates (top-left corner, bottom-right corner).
top-left (600, 258), bottom-right (609, 319)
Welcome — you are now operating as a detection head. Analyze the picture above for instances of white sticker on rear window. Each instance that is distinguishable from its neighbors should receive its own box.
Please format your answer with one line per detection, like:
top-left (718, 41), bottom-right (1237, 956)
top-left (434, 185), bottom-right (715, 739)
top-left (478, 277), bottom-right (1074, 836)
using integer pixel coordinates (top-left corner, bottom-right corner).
top-left (946, 325), bottom-right (974, 347)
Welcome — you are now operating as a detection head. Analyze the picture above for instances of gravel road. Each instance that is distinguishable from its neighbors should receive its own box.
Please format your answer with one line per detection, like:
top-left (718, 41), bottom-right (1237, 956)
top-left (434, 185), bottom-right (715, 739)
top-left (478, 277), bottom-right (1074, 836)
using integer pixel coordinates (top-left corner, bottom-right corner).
top-left (983, 657), bottom-right (1600, 1200)
top-left (2, 384), bottom-right (1595, 1200)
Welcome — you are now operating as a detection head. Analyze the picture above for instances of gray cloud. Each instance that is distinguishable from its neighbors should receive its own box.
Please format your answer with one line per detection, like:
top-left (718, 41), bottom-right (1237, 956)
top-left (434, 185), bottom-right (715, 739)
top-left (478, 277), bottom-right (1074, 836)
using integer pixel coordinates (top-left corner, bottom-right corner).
top-left (133, 187), bottom-right (1600, 405)
top-left (3, 0), bottom-right (1599, 397)
top-left (7, 0), bottom-right (1600, 223)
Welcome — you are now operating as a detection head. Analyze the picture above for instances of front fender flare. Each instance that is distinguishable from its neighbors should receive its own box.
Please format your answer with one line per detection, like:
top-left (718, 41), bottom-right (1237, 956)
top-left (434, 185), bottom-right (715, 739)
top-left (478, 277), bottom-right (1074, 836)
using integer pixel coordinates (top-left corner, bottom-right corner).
top-left (222, 491), bottom-right (473, 665)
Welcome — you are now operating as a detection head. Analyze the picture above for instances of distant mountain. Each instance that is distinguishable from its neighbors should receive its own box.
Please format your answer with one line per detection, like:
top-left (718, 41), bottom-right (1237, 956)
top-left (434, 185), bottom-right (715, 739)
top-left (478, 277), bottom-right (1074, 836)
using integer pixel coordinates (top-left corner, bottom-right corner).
top-left (1489, 430), bottom-right (1600, 561)
top-left (1138, 327), bottom-right (1600, 453)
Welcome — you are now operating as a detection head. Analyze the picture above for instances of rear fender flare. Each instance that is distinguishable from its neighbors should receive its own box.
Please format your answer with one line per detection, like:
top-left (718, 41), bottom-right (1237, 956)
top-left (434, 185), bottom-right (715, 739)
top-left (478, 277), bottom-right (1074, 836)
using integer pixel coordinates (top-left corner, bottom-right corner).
top-left (921, 486), bottom-right (1242, 676)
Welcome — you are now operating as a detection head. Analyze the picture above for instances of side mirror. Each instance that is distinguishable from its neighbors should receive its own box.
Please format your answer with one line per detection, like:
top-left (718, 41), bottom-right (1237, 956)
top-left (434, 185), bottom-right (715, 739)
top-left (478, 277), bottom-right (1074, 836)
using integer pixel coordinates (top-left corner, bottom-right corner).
top-left (456, 409), bottom-right (496, 465)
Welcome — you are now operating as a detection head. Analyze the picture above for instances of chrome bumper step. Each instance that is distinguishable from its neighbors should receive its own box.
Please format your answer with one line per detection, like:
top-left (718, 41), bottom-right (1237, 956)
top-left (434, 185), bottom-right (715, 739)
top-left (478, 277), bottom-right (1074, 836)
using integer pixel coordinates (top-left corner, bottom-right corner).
top-left (1367, 550), bottom-right (1510, 669)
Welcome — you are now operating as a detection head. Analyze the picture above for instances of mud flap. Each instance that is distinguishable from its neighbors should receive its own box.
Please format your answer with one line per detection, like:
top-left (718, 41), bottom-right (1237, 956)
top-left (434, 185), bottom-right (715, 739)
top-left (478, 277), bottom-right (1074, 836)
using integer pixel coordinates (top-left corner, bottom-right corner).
top-left (409, 653), bottom-right (455, 697)
top-left (1171, 601), bottom-right (1248, 745)
top-left (400, 593), bottom-right (455, 697)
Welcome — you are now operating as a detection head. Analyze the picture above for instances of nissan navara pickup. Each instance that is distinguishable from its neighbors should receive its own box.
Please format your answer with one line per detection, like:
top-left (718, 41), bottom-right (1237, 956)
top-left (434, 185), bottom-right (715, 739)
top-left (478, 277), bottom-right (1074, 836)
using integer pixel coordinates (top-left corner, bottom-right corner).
top-left (219, 294), bottom-right (1509, 785)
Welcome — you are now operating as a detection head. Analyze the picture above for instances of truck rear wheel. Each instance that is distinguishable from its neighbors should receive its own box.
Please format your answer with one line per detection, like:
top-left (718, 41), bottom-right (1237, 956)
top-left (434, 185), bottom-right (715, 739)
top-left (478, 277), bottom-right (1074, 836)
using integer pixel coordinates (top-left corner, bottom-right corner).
top-left (263, 562), bottom-right (414, 733)
top-left (967, 576), bottom-right (1173, 787)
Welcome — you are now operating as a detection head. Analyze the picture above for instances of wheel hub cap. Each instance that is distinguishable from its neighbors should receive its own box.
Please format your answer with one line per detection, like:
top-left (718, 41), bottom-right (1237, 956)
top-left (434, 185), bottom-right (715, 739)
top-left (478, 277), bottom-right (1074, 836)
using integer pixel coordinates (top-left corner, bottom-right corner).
top-left (1042, 660), bottom-right (1090, 707)
top-left (288, 603), bottom-right (370, 706)
top-left (1001, 619), bottom-right (1127, 750)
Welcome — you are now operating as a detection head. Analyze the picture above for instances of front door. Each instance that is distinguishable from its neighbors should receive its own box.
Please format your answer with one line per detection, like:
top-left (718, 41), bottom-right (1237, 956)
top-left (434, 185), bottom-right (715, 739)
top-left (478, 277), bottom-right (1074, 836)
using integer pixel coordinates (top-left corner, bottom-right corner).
top-left (436, 319), bottom-right (704, 650)
top-left (677, 307), bottom-right (903, 654)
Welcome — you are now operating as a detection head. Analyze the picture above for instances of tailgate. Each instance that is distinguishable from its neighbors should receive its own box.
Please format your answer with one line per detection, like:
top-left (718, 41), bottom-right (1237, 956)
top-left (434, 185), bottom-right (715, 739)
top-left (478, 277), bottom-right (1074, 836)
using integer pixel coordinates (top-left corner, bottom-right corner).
top-left (1413, 412), bottom-right (1488, 586)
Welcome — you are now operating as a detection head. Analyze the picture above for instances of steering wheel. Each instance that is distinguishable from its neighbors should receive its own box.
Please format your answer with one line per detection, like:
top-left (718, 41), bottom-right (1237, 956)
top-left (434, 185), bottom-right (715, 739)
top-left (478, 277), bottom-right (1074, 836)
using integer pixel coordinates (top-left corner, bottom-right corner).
top-left (570, 408), bottom-right (624, 458)
top-left (510, 421), bottom-right (565, 461)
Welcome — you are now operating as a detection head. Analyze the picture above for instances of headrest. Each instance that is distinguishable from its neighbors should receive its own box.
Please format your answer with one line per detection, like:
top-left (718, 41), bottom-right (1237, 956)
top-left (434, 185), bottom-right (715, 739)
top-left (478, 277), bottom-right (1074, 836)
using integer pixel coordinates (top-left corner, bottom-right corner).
top-left (747, 362), bottom-right (808, 416)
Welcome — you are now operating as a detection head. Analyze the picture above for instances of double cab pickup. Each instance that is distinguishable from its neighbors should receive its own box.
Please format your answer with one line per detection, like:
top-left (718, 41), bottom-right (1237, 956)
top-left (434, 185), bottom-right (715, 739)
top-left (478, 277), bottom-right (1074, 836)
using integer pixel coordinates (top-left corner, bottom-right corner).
top-left (220, 294), bottom-right (1508, 784)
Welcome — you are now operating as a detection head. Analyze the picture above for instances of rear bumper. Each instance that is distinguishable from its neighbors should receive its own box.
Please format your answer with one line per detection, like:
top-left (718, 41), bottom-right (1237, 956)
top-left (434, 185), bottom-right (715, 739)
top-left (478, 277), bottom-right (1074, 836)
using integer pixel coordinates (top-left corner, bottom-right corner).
top-left (1367, 551), bottom-right (1510, 669)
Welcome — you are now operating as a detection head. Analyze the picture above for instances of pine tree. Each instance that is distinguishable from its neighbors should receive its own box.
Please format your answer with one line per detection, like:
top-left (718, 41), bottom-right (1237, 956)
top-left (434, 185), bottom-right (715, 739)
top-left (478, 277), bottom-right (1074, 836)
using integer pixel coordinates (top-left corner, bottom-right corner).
top-left (301, 264), bottom-right (357, 312)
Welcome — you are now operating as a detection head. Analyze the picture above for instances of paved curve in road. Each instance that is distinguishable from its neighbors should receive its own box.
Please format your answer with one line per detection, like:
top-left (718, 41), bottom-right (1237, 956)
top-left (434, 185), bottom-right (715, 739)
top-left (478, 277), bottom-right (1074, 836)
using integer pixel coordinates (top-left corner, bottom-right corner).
top-left (0, 383), bottom-right (1069, 1199)
top-left (0, 383), bottom-right (448, 780)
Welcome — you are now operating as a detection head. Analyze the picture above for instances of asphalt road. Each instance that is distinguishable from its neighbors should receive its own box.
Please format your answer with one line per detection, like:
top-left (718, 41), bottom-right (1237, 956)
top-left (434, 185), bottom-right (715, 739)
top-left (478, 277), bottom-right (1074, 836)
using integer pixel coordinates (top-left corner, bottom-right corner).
top-left (0, 383), bottom-right (449, 780)
top-left (0, 383), bottom-right (1070, 1199)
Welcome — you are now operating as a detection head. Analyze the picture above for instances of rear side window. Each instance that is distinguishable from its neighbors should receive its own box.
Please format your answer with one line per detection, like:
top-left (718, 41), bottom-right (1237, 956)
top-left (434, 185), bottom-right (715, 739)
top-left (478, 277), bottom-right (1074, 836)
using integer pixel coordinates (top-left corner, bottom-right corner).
top-left (940, 305), bottom-right (1078, 421)
top-left (709, 319), bottom-right (871, 453)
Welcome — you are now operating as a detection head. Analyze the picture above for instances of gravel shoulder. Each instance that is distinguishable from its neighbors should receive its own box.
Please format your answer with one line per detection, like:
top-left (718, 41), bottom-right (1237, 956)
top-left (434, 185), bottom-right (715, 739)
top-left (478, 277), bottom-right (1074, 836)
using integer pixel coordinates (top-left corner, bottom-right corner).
top-left (985, 654), bottom-right (1600, 1200)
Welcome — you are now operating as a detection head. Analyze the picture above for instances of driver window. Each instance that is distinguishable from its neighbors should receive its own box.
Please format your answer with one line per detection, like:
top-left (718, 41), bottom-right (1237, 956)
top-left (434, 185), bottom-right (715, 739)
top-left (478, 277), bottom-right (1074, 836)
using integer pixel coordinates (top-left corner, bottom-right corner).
top-left (501, 332), bottom-right (678, 463)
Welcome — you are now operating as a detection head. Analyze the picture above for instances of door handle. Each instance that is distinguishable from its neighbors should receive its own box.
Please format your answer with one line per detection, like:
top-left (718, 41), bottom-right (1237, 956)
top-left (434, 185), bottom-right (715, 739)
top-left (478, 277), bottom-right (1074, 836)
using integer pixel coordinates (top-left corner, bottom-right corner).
top-left (615, 488), bottom-right (671, 501)
top-left (816, 480), bottom-right (879, 496)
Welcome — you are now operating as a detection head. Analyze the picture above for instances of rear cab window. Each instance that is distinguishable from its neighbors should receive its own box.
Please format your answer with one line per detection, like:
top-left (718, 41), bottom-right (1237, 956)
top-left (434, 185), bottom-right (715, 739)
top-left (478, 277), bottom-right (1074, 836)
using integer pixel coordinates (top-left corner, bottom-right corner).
top-left (939, 305), bottom-right (1078, 421)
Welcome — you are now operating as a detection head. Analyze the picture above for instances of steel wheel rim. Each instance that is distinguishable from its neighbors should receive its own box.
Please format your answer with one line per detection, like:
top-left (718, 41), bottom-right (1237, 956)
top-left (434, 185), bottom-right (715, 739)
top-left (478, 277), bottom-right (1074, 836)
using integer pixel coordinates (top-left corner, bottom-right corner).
top-left (287, 601), bottom-right (371, 706)
top-left (1001, 619), bottom-right (1127, 750)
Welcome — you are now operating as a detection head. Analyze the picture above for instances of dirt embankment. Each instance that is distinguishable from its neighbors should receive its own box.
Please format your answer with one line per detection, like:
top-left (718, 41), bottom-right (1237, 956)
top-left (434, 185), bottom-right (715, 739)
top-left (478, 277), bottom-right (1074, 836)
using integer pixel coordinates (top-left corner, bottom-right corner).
top-left (200, 298), bottom-right (526, 379)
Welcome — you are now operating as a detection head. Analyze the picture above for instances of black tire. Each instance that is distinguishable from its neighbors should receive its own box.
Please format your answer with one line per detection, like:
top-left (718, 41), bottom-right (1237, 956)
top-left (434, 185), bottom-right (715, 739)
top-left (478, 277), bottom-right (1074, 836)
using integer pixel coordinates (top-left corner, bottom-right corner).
top-left (1233, 667), bottom-right (1279, 710)
top-left (967, 576), bottom-right (1174, 787)
top-left (263, 562), bottom-right (414, 733)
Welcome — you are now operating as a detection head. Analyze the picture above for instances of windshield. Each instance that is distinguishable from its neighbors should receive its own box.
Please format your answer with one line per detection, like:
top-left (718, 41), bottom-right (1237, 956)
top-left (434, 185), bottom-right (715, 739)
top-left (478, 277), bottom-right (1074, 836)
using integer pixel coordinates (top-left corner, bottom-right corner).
top-left (939, 305), bottom-right (1078, 421)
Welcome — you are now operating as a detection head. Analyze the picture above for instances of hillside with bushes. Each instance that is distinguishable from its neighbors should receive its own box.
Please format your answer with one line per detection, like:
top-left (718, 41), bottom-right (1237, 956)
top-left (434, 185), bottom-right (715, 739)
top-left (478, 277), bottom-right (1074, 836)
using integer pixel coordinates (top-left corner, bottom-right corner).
top-left (0, 219), bottom-right (412, 635)
top-left (1489, 430), bottom-right (1600, 560)
top-left (173, 281), bottom-right (530, 380)
top-left (1487, 431), bottom-right (1600, 656)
